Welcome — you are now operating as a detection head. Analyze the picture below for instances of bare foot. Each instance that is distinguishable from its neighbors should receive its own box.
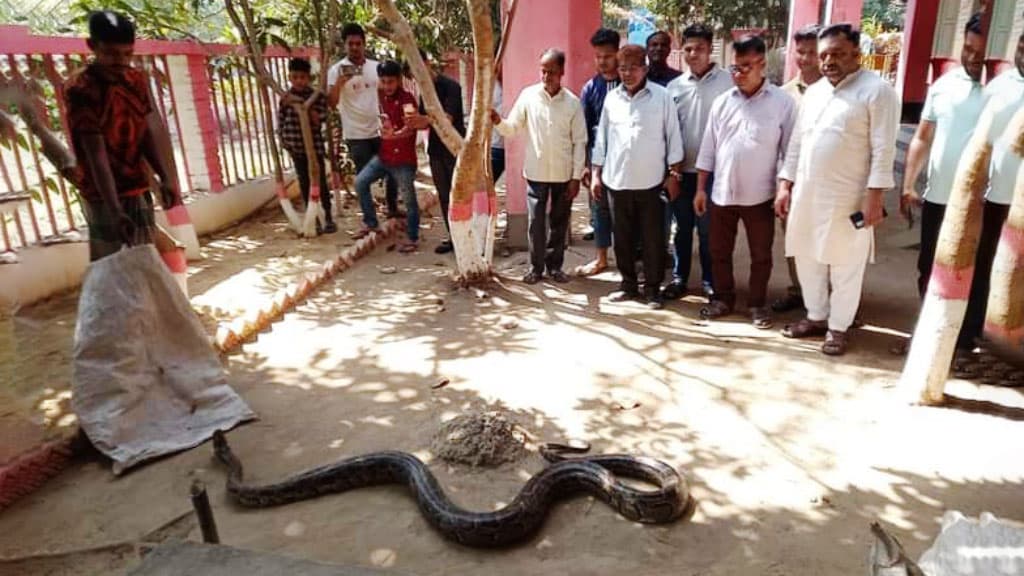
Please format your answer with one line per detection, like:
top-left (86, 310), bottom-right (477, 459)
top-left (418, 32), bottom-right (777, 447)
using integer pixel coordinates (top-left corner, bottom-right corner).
top-left (575, 259), bottom-right (607, 277)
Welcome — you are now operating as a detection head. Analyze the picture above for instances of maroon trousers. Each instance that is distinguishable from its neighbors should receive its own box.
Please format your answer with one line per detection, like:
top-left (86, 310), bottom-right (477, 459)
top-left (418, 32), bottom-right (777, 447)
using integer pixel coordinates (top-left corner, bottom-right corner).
top-left (709, 200), bottom-right (775, 310)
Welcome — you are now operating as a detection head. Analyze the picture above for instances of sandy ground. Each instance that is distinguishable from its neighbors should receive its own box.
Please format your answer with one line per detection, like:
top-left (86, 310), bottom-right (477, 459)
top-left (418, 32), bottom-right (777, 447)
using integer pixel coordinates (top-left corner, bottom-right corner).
top-left (1, 179), bottom-right (1023, 576)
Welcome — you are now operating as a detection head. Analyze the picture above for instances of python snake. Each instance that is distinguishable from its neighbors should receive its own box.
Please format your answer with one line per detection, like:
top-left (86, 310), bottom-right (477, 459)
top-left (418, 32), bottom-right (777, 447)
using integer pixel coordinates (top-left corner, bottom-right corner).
top-left (212, 431), bottom-right (691, 548)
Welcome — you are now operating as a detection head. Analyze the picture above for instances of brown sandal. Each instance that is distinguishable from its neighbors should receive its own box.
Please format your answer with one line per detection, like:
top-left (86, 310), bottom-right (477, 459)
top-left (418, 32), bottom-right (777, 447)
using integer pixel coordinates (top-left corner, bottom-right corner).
top-left (699, 300), bottom-right (733, 320)
top-left (821, 330), bottom-right (848, 356)
top-left (781, 318), bottom-right (828, 339)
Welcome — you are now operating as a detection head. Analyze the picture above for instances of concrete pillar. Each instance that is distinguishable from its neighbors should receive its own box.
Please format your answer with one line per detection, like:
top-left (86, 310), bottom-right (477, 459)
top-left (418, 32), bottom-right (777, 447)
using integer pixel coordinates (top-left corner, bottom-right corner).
top-left (501, 0), bottom-right (601, 249)
top-left (986, 0), bottom-right (1020, 77)
top-left (167, 54), bottom-right (225, 194)
top-left (785, 0), bottom-right (823, 81)
top-left (827, 0), bottom-right (864, 25)
top-left (898, 0), bottom-right (942, 122)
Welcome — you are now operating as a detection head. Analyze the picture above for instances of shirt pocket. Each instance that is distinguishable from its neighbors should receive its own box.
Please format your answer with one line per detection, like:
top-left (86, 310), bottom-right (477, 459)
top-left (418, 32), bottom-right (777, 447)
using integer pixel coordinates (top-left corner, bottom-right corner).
top-left (745, 120), bottom-right (780, 145)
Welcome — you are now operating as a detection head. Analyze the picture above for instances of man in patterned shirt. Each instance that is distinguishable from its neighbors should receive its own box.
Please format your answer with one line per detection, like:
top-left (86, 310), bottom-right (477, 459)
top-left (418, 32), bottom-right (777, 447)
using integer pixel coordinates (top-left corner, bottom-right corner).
top-left (278, 57), bottom-right (336, 234)
top-left (65, 11), bottom-right (182, 261)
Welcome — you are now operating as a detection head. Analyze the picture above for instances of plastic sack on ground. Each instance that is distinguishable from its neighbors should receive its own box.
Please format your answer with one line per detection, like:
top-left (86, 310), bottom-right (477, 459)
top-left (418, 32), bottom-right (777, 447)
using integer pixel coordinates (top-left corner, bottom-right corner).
top-left (72, 245), bottom-right (255, 474)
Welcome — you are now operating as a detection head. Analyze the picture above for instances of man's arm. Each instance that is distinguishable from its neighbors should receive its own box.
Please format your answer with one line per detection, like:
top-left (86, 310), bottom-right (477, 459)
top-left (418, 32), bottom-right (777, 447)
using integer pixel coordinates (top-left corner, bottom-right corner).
top-left (590, 104), bottom-right (610, 201)
top-left (327, 64), bottom-right (351, 109)
top-left (900, 120), bottom-right (935, 218)
top-left (864, 85), bottom-right (901, 227)
top-left (568, 102), bottom-right (587, 199)
top-left (492, 91), bottom-right (526, 137)
top-left (140, 79), bottom-right (182, 207)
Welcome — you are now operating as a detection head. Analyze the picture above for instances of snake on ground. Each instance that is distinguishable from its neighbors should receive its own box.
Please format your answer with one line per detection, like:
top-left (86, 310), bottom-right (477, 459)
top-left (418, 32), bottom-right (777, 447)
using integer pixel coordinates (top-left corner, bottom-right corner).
top-left (212, 430), bottom-right (691, 548)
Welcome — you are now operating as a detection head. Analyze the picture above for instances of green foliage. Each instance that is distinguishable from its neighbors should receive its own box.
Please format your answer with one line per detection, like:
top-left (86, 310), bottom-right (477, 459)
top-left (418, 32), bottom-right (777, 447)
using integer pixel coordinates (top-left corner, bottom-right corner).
top-left (862, 0), bottom-right (906, 31)
top-left (646, 0), bottom-right (788, 44)
top-left (67, 0), bottom-right (229, 41)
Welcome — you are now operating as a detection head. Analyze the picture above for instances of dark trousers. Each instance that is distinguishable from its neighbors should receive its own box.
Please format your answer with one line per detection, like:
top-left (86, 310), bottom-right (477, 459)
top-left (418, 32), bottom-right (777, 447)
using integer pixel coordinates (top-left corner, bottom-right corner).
top-left (346, 138), bottom-right (398, 214)
top-left (290, 152), bottom-right (332, 220)
top-left (527, 180), bottom-right (572, 274)
top-left (958, 200), bottom-right (1010, 350)
top-left (609, 186), bottom-right (666, 296)
top-left (917, 200), bottom-right (946, 298)
top-left (709, 200), bottom-right (775, 309)
top-left (429, 152), bottom-right (457, 233)
top-left (669, 173), bottom-right (712, 287)
top-left (491, 147), bottom-right (506, 182)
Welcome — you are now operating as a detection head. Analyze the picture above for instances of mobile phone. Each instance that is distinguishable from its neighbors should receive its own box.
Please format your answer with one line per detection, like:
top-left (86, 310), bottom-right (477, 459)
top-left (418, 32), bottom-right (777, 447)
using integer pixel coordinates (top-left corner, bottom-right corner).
top-left (850, 208), bottom-right (889, 229)
top-left (341, 63), bottom-right (360, 76)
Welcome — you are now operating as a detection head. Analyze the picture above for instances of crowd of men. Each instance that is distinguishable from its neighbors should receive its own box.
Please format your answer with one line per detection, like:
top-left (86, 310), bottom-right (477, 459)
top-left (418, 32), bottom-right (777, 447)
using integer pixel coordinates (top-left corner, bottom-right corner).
top-left (67, 10), bottom-right (1023, 360)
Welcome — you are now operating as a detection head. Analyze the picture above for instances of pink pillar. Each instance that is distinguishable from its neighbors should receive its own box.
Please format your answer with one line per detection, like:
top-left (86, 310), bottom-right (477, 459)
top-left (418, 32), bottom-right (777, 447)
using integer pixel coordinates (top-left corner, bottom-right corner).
top-left (828, 0), bottom-right (865, 26)
top-left (785, 0), bottom-right (823, 81)
top-left (183, 54), bottom-right (225, 193)
top-left (898, 0), bottom-right (941, 121)
top-left (502, 0), bottom-right (601, 248)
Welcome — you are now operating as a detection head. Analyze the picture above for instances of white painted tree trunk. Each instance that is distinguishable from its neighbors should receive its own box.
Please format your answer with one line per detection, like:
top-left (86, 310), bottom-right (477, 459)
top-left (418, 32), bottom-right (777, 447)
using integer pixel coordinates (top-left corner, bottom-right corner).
top-left (983, 118), bottom-right (1024, 349)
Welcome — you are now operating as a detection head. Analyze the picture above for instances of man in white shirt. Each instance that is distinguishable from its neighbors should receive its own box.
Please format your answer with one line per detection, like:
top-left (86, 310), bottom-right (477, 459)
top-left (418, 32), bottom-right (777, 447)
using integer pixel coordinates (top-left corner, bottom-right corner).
top-left (956, 32), bottom-right (1024, 353)
top-left (592, 44), bottom-right (684, 309)
top-left (664, 24), bottom-right (734, 301)
top-left (492, 49), bottom-right (587, 284)
top-left (694, 35), bottom-right (796, 329)
top-left (900, 13), bottom-right (986, 300)
top-left (775, 24), bottom-right (900, 356)
top-left (327, 23), bottom-right (398, 217)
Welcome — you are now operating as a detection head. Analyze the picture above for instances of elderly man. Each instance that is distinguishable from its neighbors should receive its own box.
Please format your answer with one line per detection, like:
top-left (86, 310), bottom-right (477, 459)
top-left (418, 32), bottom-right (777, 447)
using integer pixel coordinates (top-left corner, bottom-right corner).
top-left (775, 24), bottom-right (900, 356)
top-left (491, 49), bottom-right (587, 284)
top-left (592, 45), bottom-right (683, 309)
top-left (646, 30), bottom-right (681, 86)
top-left (694, 35), bottom-right (796, 329)
top-left (772, 24), bottom-right (822, 313)
top-left (664, 24), bottom-right (734, 301)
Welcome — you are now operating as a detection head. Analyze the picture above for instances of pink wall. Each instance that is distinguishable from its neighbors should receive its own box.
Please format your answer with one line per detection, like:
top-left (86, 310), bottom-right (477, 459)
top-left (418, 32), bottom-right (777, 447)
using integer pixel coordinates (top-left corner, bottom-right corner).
top-left (784, 0), bottom-right (866, 81)
top-left (501, 0), bottom-right (601, 219)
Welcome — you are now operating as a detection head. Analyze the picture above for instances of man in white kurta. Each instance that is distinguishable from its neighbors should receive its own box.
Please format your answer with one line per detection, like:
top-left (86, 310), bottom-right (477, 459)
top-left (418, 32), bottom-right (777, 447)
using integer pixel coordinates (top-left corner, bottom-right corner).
top-left (776, 24), bottom-right (900, 356)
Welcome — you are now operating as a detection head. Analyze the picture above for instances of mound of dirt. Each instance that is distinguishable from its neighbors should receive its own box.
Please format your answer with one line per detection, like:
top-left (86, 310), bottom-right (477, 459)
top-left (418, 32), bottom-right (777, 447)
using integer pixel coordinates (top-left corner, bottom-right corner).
top-left (430, 411), bottom-right (528, 467)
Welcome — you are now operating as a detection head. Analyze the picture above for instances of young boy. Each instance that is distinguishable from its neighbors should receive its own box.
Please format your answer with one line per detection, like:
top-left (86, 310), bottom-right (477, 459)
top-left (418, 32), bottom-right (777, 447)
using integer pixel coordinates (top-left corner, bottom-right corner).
top-left (65, 10), bottom-right (182, 261)
top-left (353, 60), bottom-right (420, 252)
top-left (278, 58), bottom-right (336, 234)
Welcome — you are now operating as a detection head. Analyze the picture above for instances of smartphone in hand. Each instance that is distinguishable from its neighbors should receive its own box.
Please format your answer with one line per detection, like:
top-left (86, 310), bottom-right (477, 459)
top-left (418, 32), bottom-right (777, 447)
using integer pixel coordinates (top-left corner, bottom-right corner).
top-left (850, 208), bottom-right (889, 229)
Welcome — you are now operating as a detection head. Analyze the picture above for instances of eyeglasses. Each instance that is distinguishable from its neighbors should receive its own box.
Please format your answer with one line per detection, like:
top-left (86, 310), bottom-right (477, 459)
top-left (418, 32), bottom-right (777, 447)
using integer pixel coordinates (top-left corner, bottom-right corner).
top-left (729, 60), bottom-right (764, 74)
top-left (617, 65), bottom-right (646, 74)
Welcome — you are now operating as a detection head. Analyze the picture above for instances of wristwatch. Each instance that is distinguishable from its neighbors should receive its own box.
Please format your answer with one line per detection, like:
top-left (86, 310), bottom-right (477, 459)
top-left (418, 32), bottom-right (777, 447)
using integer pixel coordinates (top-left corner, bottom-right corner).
top-left (668, 170), bottom-right (682, 181)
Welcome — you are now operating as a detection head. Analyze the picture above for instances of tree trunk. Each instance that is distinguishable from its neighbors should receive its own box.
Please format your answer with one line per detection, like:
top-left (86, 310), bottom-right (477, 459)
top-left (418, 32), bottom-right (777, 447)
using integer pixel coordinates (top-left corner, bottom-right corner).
top-left (373, 0), bottom-right (497, 283)
top-left (898, 102), bottom-right (1001, 404)
top-left (983, 114), bottom-right (1024, 351)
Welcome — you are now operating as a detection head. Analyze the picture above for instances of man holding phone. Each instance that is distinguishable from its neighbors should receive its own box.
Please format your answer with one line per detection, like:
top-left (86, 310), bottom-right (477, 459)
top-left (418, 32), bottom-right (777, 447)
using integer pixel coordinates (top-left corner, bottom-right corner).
top-left (327, 23), bottom-right (399, 220)
top-left (774, 24), bottom-right (899, 356)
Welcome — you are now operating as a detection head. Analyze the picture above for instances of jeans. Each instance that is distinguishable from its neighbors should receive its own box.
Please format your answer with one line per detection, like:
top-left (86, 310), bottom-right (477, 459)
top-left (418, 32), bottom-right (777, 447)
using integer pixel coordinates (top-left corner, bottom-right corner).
top-left (590, 189), bottom-right (613, 249)
top-left (346, 138), bottom-right (398, 214)
top-left (491, 147), bottom-right (505, 182)
top-left (289, 152), bottom-right (332, 220)
top-left (708, 200), bottom-right (775, 309)
top-left (355, 157), bottom-right (419, 241)
top-left (916, 200), bottom-right (946, 298)
top-left (527, 180), bottom-right (572, 274)
top-left (429, 152), bottom-right (457, 233)
top-left (957, 200), bottom-right (1010, 350)
top-left (609, 186), bottom-right (666, 296)
top-left (669, 173), bottom-right (712, 287)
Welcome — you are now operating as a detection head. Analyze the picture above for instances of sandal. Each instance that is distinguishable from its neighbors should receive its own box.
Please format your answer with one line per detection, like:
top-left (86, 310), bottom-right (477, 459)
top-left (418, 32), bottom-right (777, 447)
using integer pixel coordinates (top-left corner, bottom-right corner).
top-left (397, 242), bottom-right (418, 254)
top-left (661, 281), bottom-right (686, 300)
top-left (750, 307), bottom-right (773, 330)
top-left (781, 318), bottom-right (828, 339)
top-left (821, 330), bottom-right (848, 356)
top-left (699, 300), bottom-right (733, 320)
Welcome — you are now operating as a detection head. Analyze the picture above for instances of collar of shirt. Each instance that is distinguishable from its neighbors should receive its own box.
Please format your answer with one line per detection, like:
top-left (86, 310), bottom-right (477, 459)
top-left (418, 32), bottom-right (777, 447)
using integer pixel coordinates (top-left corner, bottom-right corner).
top-left (540, 86), bottom-right (567, 102)
top-left (731, 79), bottom-right (771, 101)
top-left (829, 68), bottom-right (866, 92)
top-left (686, 63), bottom-right (723, 83)
top-left (613, 80), bottom-right (652, 101)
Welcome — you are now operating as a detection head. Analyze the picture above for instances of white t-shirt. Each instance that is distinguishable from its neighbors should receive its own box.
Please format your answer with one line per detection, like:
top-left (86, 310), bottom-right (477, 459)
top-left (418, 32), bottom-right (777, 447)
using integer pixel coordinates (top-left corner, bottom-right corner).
top-left (327, 57), bottom-right (381, 140)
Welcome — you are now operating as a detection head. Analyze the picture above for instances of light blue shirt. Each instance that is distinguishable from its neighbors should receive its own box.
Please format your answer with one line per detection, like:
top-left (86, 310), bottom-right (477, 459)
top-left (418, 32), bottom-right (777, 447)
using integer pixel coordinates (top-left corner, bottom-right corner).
top-left (920, 67), bottom-right (986, 205)
top-left (592, 81), bottom-right (684, 191)
top-left (984, 68), bottom-right (1024, 205)
top-left (696, 82), bottom-right (797, 206)
top-left (666, 65), bottom-right (734, 173)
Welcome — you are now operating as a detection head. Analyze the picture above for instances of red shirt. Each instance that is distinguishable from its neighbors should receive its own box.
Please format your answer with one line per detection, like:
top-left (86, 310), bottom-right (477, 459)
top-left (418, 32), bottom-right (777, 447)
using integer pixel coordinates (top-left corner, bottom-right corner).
top-left (378, 88), bottom-right (418, 166)
top-left (64, 64), bottom-right (153, 201)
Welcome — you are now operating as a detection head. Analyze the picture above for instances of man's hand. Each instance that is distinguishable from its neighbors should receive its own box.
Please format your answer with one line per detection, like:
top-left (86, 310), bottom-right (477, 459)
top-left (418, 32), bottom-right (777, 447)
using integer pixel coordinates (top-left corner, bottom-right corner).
top-left (863, 189), bottom-right (886, 228)
top-left (489, 109), bottom-right (501, 124)
top-left (774, 183), bottom-right (793, 219)
top-left (581, 167), bottom-right (591, 190)
top-left (407, 114), bottom-right (431, 130)
top-left (591, 173), bottom-right (603, 202)
top-left (693, 189), bottom-right (708, 216)
top-left (899, 187), bottom-right (922, 222)
top-left (568, 179), bottom-right (581, 201)
top-left (666, 175), bottom-right (681, 202)
top-left (158, 182), bottom-right (182, 209)
top-left (117, 209), bottom-right (136, 245)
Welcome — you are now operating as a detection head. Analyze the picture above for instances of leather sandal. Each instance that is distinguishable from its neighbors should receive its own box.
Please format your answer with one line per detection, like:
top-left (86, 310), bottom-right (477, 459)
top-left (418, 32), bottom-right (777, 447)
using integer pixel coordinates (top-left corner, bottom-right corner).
top-left (699, 300), bottom-right (732, 320)
top-left (821, 330), bottom-right (849, 356)
top-left (781, 318), bottom-right (828, 339)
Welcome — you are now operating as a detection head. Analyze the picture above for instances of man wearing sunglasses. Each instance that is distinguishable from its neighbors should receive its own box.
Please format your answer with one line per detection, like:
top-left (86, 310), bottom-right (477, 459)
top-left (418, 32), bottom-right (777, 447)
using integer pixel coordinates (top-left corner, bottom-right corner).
top-left (693, 35), bottom-right (796, 329)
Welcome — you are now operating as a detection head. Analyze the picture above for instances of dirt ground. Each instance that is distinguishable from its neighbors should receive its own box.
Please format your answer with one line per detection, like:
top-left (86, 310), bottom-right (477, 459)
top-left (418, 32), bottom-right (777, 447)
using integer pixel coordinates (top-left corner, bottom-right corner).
top-left (1, 179), bottom-right (1022, 576)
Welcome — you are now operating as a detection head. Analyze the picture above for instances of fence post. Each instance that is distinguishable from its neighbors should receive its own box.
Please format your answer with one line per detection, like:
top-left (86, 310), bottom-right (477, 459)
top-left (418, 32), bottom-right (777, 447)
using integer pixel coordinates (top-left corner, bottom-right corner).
top-left (167, 54), bottom-right (225, 194)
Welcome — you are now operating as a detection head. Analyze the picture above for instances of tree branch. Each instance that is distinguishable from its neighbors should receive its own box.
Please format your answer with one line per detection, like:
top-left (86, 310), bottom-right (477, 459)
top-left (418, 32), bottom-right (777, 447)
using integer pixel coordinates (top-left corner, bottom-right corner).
top-left (372, 0), bottom-right (465, 156)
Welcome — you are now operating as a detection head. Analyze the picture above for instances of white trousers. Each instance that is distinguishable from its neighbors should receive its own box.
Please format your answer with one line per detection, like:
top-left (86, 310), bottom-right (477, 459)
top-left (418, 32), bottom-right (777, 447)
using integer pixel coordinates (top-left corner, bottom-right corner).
top-left (795, 255), bottom-right (868, 332)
